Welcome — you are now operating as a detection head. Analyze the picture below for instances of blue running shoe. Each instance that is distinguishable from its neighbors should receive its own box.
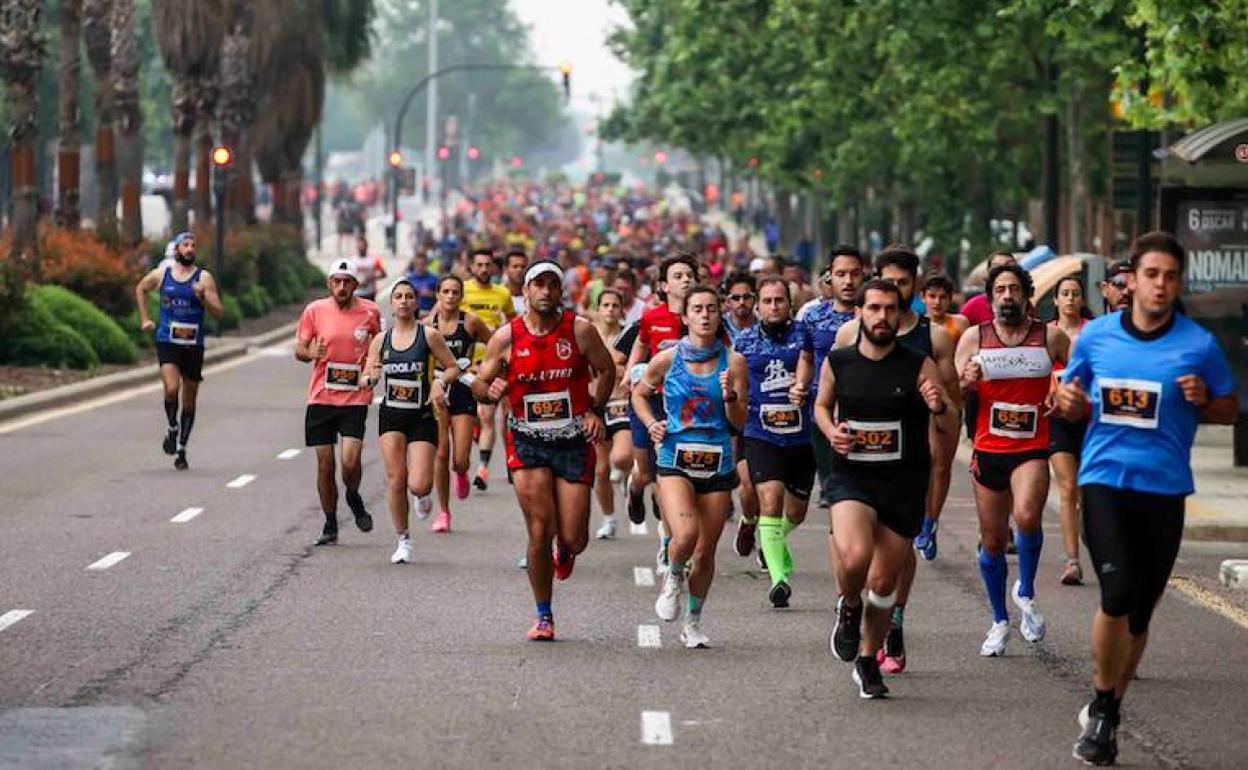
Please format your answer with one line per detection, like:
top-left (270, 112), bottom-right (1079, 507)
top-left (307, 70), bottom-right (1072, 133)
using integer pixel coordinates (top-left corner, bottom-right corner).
top-left (915, 518), bottom-right (938, 561)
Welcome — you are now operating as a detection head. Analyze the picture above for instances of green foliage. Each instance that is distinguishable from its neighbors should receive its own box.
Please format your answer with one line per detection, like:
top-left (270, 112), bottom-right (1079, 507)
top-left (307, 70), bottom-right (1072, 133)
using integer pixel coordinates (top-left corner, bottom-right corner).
top-left (29, 285), bottom-right (139, 364)
top-left (237, 284), bottom-right (273, 319)
top-left (204, 293), bottom-right (243, 335)
top-left (0, 296), bottom-right (100, 371)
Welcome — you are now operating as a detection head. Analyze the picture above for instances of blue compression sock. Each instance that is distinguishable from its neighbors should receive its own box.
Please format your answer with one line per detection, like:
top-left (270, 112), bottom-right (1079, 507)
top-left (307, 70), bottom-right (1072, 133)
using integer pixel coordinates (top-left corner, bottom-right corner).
top-left (1015, 528), bottom-right (1043, 599)
top-left (536, 601), bottom-right (552, 620)
top-left (688, 595), bottom-right (704, 617)
top-left (978, 549), bottom-right (1009, 623)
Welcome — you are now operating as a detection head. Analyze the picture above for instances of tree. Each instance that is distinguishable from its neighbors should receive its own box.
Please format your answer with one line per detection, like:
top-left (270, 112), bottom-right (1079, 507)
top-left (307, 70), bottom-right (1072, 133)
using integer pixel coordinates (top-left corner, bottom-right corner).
top-left (1, 0), bottom-right (46, 273)
top-left (111, 0), bottom-right (143, 245)
top-left (56, 0), bottom-right (83, 229)
top-left (83, 0), bottom-right (118, 240)
top-left (217, 0), bottom-right (254, 225)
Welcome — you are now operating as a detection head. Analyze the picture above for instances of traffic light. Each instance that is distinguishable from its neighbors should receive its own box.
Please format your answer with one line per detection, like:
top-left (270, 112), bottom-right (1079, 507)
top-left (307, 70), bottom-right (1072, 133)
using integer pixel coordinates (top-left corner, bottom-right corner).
top-left (388, 150), bottom-right (403, 168)
top-left (654, 150), bottom-right (668, 165)
top-left (211, 145), bottom-right (233, 168)
top-left (437, 145), bottom-right (451, 161)
top-left (560, 62), bottom-right (572, 101)
top-left (467, 145), bottom-right (481, 161)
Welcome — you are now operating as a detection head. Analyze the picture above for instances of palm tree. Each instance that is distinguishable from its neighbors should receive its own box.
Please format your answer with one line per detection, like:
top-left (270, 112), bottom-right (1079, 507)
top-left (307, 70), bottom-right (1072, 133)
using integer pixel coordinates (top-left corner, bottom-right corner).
top-left (83, 0), bottom-right (118, 240)
top-left (151, 0), bottom-right (225, 232)
top-left (111, 0), bottom-right (142, 245)
top-left (217, 0), bottom-right (253, 225)
top-left (1, 0), bottom-right (46, 273)
top-left (56, 0), bottom-right (83, 229)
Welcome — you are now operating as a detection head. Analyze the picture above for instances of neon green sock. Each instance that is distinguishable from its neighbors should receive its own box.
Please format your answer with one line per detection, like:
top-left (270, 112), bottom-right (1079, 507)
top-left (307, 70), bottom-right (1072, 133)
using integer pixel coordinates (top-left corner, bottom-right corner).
top-left (758, 516), bottom-right (790, 586)
top-left (780, 517), bottom-right (800, 574)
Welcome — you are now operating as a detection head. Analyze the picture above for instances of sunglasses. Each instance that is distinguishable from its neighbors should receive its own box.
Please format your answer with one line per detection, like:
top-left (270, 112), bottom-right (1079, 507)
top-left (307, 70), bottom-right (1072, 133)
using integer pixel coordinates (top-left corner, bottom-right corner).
top-left (1108, 278), bottom-right (1128, 290)
top-left (727, 293), bottom-right (756, 302)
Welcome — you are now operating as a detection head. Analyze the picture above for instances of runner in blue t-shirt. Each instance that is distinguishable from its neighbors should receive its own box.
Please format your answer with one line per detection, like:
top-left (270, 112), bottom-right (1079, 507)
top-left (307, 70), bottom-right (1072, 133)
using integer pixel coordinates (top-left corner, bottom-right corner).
top-left (720, 270), bottom-right (763, 561)
top-left (403, 252), bottom-right (440, 315)
top-left (1056, 232), bottom-right (1238, 766)
top-left (736, 277), bottom-right (815, 608)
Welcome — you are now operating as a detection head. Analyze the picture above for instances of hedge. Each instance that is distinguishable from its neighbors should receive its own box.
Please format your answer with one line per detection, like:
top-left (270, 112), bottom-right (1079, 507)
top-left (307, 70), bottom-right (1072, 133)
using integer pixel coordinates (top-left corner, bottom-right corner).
top-left (0, 296), bottom-right (99, 370)
top-left (30, 285), bottom-right (139, 364)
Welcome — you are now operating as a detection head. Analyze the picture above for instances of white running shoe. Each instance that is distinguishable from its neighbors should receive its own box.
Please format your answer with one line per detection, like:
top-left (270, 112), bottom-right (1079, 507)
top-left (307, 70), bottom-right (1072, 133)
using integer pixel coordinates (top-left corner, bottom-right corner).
top-left (655, 571), bottom-right (684, 622)
top-left (414, 495), bottom-right (433, 521)
top-left (980, 620), bottom-right (1010, 657)
top-left (679, 616), bottom-right (710, 648)
top-left (390, 537), bottom-right (413, 564)
top-left (595, 517), bottom-right (617, 540)
top-left (1012, 580), bottom-right (1047, 642)
top-left (609, 467), bottom-right (624, 485)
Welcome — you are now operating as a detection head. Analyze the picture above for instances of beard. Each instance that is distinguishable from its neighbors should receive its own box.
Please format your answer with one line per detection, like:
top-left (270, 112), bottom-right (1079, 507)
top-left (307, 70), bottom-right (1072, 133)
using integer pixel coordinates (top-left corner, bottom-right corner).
top-left (863, 323), bottom-right (897, 346)
top-left (997, 302), bottom-right (1024, 325)
top-left (176, 253), bottom-right (196, 265)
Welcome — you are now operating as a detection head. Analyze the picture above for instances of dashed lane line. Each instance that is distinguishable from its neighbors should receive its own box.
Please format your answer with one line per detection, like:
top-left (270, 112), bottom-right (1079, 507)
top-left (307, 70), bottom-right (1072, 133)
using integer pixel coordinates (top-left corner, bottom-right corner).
top-left (170, 507), bottom-right (204, 524)
top-left (634, 567), bottom-right (655, 587)
top-left (640, 710), bottom-right (673, 745)
top-left (276, 448), bottom-right (301, 460)
top-left (0, 610), bottom-right (34, 634)
top-left (637, 625), bottom-right (661, 648)
top-left (226, 474), bottom-right (257, 489)
top-left (86, 552), bottom-right (130, 571)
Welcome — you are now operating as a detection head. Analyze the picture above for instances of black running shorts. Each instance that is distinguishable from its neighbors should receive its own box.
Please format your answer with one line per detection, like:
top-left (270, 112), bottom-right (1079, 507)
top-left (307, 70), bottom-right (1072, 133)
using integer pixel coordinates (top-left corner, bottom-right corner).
top-left (446, 381), bottom-right (477, 417)
top-left (505, 430), bottom-right (595, 485)
top-left (969, 449), bottom-right (1049, 492)
top-left (378, 405), bottom-right (438, 444)
top-left (305, 404), bottom-right (368, 446)
top-left (825, 468), bottom-right (926, 539)
top-left (656, 466), bottom-right (740, 495)
top-left (1048, 415), bottom-right (1088, 457)
top-left (743, 437), bottom-right (815, 500)
top-left (156, 343), bottom-right (205, 382)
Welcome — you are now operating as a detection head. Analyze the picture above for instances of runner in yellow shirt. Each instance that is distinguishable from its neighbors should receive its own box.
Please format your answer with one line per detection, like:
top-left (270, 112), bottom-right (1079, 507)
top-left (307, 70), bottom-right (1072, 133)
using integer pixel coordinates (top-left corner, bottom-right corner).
top-left (462, 248), bottom-right (517, 490)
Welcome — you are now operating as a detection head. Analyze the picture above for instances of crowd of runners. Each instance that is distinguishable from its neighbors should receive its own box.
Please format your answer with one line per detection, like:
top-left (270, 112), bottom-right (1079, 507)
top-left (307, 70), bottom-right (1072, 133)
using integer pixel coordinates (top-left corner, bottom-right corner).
top-left (139, 182), bottom-right (1237, 766)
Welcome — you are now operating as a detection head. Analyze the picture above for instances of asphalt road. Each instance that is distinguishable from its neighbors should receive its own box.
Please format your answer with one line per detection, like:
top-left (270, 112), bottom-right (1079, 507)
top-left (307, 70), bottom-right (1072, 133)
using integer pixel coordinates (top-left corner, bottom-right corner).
top-left (2, 343), bottom-right (1247, 769)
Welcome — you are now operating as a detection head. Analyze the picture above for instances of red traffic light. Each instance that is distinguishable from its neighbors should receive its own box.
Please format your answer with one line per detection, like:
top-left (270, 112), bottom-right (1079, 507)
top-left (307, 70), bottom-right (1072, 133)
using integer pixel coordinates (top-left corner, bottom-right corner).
top-left (437, 146), bottom-right (451, 161)
top-left (467, 145), bottom-right (481, 161)
top-left (211, 145), bottom-right (233, 167)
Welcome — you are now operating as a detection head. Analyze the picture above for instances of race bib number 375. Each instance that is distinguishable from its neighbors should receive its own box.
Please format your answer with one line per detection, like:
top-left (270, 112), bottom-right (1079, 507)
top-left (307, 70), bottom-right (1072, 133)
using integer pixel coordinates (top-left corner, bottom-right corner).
top-left (673, 442), bottom-right (723, 478)
top-left (1099, 378), bottom-right (1161, 429)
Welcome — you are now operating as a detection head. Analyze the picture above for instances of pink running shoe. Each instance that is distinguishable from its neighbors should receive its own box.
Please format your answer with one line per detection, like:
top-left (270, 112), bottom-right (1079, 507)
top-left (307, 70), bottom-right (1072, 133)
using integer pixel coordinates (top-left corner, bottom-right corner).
top-left (431, 510), bottom-right (452, 533)
top-left (876, 647), bottom-right (907, 674)
top-left (455, 472), bottom-right (470, 500)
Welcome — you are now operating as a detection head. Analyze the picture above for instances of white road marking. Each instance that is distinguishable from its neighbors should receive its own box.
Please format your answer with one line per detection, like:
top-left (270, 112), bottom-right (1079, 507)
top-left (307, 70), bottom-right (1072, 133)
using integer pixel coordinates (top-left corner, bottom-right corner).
top-left (634, 566), bottom-right (655, 587)
top-left (276, 448), bottom-right (301, 460)
top-left (87, 551), bottom-right (130, 571)
top-left (0, 610), bottom-right (34, 634)
top-left (170, 507), bottom-right (204, 524)
top-left (641, 710), bottom-right (673, 745)
top-left (255, 345), bottom-right (293, 358)
top-left (637, 625), bottom-right (661, 648)
top-left (630, 521), bottom-right (648, 536)
top-left (226, 474), bottom-right (256, 489)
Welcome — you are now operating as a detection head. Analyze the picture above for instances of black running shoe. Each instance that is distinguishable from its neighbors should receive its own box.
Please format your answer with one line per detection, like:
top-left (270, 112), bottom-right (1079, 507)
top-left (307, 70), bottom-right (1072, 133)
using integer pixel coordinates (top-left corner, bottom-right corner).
top-left (734, 518), bottom-right (757, 557)
top-left (757, 548), bottom-right (769, 573)
top-left (852, 656), bottom-right (889, 699)
top-left (884, 623), bottom-right (905, 660)
top-left (831, 597), bottom-right (862, 662)
top-left (174, 451), bottom-right (188, 471)
top-left (627, 477), bottom-right (645, 525)
top-left (1072, 703), bottom-right (1118, 766)
top-left (769, 579), bottom-right (791, 609)
top-left (162, 428), bottom-right (177, 455)
top-left (314, 524), bottom-right (338, 546)
top-left (346, 489), bottom-right (372, 532)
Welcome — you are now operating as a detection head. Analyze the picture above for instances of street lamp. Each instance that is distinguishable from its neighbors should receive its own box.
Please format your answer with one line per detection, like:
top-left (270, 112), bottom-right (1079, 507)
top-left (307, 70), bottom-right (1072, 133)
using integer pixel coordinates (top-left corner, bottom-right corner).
top-left (211, 145), bottom-right (232, 329)
top-left (560, 62), bottom-right (572, 102)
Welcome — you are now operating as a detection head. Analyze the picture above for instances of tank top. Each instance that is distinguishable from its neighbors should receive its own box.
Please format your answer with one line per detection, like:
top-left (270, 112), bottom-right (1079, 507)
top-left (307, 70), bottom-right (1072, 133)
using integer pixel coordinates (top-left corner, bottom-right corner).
top-left (897, 314), bottom-right (934, 359)
top-left (380, 325), bottom-right (433, 416)
top-left (657, 343), bottom-right (735, 478)
top-left (506, 310), bottom-right (592, 441)
top-left (829, 344), bottom-right (930, 478)
top-left (434, 312), bottom-right (475, 370)
top-left (156, 266), bottom-right (205, 347)
top-left (973, 320), bottom-right (1053, 453)
top-left (737, 322), bottom-right (812, 447)
top-left (937, 315), bottom-right (963, 345)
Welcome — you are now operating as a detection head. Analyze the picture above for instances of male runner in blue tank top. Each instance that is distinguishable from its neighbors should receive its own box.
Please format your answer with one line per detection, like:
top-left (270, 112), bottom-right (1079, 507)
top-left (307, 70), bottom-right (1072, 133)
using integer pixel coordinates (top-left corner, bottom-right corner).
top-left (134, 232), bottom-right (223, 470)
top-left (1056, 232), bottom-right (1237, 766)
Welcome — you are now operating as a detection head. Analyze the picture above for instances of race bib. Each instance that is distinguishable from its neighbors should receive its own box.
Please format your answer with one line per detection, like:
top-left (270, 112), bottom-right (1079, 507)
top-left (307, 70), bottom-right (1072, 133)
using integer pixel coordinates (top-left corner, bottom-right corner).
top-left (989, 402), bottom-right (1038, 439)
top-left (605, 399), bottom-right (630, 426)
top-left (522, 390), bottom-right (573, 430)
top-left (325, 362), bottom-right (361, 391)
top-left (977, 346), bottom-right (1051, 381)
top-left (384, 378), bottom-right (424, 409)
top-left (673, 442), bottom-right (724, 479)
top-left (169, 320), bottom-right (199, 346)
top-left (1099, 378), bottom-right (1161, 430)
top-left (846, 419), bottom-right (902, 462)
top-left (629, 363), bottom-right (649, 385)
top-left (760, 403), bottom-right (802, 435)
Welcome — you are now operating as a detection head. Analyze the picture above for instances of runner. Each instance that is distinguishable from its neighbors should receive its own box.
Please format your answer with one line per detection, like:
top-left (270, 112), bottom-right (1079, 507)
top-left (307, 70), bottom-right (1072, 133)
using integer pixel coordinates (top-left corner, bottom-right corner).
top-left (960, 250), bottom-right (1016, 326)
top-left (922, 274), bottom-right (969, 346)
top-left (134, 232), bottom-right (223, 470)
top-left (1055, 232), bottom-right (1237, 766)
top-left (632, 284), bottom-right (749, 648)
top-left (362, 280), bottom-right (461, 562)
top-left (1048, 275), bottom-right (1091, 586)
top-left (402, 251), bottom-right (440, 316)
top-left (590, 288), bottom-right (634, 540)
top-left (471, 260), bottom-right (616, 641)
top-left (504, 248), bottom-right (529, 315)
top-left (461, 248), bottom-right (517, 491)
top-left (295, 258), bottom-right (384, 546)
top-left (351, 235), bottom-right (387, 302)
top-left (815, 278), bottom-right (955, 698)
top-left (954, 262), bottom-right (1069, 656)
top-left (1098, 259), bottom-right (1132, 314)
top-left (722, 271), bottom-right (758, 344)
top-left (425, 275), bottom-right (493, 532)
top-left (735, 277), bottom-right (814, 607)
top-left (720, 271), bottom-right (763, 560)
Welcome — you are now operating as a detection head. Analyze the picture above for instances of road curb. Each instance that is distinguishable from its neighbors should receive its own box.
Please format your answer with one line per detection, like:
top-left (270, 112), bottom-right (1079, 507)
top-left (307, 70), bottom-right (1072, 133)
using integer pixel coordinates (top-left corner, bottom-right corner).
top-left (0, 321), bottom-right (298, 426)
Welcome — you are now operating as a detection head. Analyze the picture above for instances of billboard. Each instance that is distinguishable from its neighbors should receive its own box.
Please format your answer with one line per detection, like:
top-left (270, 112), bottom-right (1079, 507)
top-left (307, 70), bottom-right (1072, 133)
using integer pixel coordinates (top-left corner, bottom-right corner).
top-left (1176, 199), bottom-right (1248, 293)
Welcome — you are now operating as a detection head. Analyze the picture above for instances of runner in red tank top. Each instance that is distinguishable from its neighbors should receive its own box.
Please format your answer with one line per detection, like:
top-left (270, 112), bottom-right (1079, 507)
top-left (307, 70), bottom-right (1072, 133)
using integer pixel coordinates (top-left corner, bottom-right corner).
top-left (472, 261), bottom-right (616, 642)
top-left (955, 263), bottom-right (1069, 658)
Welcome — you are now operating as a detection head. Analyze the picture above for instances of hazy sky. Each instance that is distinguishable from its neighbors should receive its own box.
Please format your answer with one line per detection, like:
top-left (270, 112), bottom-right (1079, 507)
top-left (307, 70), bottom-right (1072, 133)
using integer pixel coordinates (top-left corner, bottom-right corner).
top-left (510, 0), bottom-right (635, 107)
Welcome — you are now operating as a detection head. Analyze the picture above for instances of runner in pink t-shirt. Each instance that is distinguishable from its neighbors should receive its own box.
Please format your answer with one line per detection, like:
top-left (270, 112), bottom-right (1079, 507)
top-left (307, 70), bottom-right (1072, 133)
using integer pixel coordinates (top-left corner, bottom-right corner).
top-left (296, 258), bottom-right (383, 546)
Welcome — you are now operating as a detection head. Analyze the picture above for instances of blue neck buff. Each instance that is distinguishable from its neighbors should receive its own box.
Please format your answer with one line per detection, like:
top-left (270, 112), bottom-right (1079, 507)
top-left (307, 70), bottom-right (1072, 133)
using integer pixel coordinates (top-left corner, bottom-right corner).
top-left (678, 336), bottom-right (724, 363)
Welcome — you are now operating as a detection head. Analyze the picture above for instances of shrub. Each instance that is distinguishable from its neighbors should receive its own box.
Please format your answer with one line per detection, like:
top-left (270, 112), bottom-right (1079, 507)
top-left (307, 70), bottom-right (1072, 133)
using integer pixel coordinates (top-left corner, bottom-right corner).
top-left (29, 285), bottom-right (139, 364)
top-left (29, 223), bottom-right (144, 316)
top-left (237, 285), bottom-right (265, 319)
top-left (0, 297), bottom-right (99, 370)
top-left (203, 294), bottom-right (243, 336)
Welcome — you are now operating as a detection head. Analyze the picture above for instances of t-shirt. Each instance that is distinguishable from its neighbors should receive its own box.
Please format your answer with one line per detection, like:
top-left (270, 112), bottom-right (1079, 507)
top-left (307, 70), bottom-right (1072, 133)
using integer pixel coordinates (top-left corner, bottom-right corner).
top-left (623, 298), bottom-right (646, 326)
top-left (353, 255), bottom-right (385, 296)
top-left (637, 304), bottom-right (684, 358)
top-left (461, 279), bottom-right (513, 330)
top-left (297, 297), bottom-right (383, 407)
top-left (735, 322), bottom-right (813, 447)
top-left (961, 293), bottom-right (993, 325)
top-left (404, 271), bottom-right (440, 314)
top-left (1062, 312), bottom-right (1236, 496)
top-left (802, 300), bottom-right (857, 393)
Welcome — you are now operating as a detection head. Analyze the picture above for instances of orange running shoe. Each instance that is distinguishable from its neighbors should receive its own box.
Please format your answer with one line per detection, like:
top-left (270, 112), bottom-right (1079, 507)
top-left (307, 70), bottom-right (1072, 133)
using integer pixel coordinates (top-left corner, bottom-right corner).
top-left (526, 617), bottom-right (555, 641)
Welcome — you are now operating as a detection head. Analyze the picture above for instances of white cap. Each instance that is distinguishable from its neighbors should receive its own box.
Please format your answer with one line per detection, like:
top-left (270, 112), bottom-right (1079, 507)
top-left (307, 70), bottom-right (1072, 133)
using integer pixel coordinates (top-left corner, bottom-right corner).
top-left (748, 257), bottom-right (768, 273)
top-left (327, 258), bottom-right (359, 282)
top-left (524, 260), bottom-right (564, 285)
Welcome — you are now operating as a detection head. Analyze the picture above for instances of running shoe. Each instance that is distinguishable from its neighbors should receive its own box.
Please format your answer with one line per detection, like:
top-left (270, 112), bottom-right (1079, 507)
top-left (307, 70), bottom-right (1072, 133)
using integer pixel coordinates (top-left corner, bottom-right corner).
top-left (431, 509), bottom-right (451, 533)
top-left (314, 522), bottom-right (338, 546)
top-left (526, 617), bottom-right (555, 642)
top-left (1061, 559), bottom-right (1084, 586)
top-left (391, 537), bottom-right (413, 564)
top-left (553, 540), bottom-right (575, 581)
top-left (1012, 580), bottom-right (1047, 642)
top-left (626, 475), bottom-right (645, 524)
top-left (757, 548), bottom-right (769, 573)
top-left (914, 518), bottom-right (938, 561)
top-left (162, 427), bottom-right (177, 455)
top-left (768, 579), bottom-right (792, 609)
top-left (473, 465), bottom-right (489, 491)
top-left (831, 596), bottom-right (863, 662)
top-left (1072, 702), bottom-right (1118, 766)
top-left (734, 518), bottom-right (757, 557)
top-left (852, 656), bottom-right (889, 699)
top-left (346, 489), bottom-right (373, 532)
top-left (414, 495), bottom-right (433, 521)
top-left (679, 616), bottom-right (710, 648)
top-left (455, 471), bottom-right (470, 500)
top-left (595, 517), bottom-right (617, 540)
top-left (655, 570), bottom-right (684, 622)
top-left (980, 620), bottom-right (1010, 657)
top-left (173, 451), bottom-right (188, 471)
top-left (878, 624), bottom-right (906, 673)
